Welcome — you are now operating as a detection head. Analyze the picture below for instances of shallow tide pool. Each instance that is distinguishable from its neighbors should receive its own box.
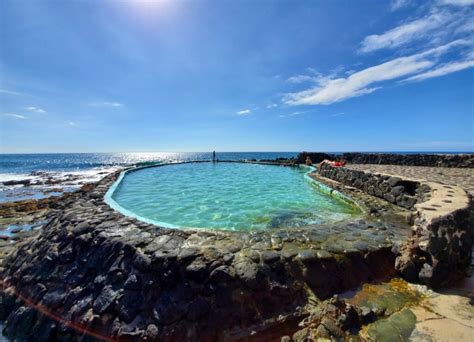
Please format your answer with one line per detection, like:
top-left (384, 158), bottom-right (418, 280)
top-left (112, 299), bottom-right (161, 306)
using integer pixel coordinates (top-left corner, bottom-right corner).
top-left (110, 162), bottom-right (360, 230)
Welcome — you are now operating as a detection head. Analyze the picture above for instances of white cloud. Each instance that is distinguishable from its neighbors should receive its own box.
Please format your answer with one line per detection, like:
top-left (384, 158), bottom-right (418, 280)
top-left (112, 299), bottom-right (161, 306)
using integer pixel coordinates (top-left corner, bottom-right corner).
top-left (284, 40), bottom-right (467, 106)
top-left (4, 113), bottom-right (26, 119)
top-left (438, 0), bottom-right (474, 5)
top-left (391, 0), bottom-right (411, 11)
top-left (236, 109), bottom-right (251, 115)
top-left (404, 58), bottom-right (474, 81)
top-left (359, 11), bottom-right (452, 53)
top-left (26, 106), bottom-right (46, 113)
top-left (279, 111), bottom-right (307, 118)
top-left (286, 75), bottom-right (317, 84)
top-left (266, 103), bottom-right (278, 109)
top-left (89, 101), bottom-right (123, 107)
top-left (0, 89), bottom-right (21, 96)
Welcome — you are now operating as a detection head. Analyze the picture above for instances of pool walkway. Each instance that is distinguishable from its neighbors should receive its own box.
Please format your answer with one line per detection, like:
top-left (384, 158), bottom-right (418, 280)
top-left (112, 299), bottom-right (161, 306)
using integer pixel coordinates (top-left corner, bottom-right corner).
top-left (344, 164), bottom-right (474, 196)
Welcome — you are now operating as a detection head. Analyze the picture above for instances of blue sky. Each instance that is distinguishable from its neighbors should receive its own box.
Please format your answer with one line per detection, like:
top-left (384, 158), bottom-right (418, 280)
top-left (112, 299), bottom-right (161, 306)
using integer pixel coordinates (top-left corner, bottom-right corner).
top-left (0, 0), bottom-right (473, 153)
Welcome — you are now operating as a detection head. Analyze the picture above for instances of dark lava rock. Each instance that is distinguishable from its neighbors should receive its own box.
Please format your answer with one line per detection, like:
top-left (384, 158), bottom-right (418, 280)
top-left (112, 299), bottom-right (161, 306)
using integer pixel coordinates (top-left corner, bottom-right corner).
top-left (93, 285), bottom-right (120, 314)
top-left (153, 295), bottom-right (188, 325)
top-left (209, 265), bottom-right (235, 284)
top-left (4, 306), bottom-right (37, 340)
top-left (261, 250), bottom-right (280, 263)
top-left (119, 290), bottom-right (144, 323)
top-left (124, 274), bottom-right (142, 290)
top-left (41, 289), bottom-right (66, 309)
top-left (396, 194), bottom-right (417, 209)
top-left (391, 185), bottom-right (405, 197)
top-left (185, 259), bottom-right (208, 281)
top-left (388, 177), bottom-right (402, 187)
top-left (427, 237), bottom-right (447, 256)
top-left (177, 247), bottom-right (200, 262)
top-left (153, 249), bottom-right (178, 263)
top-left (234, 260), bottom-right (264, 290)
top-left (3, 179), bottom-right (31, 186)
top-left (298, 250), bottom-right (318, 263)
top-left (72, 221), bottom-right (90, 235)
top-left (187, 297), bottom-right (210, 321)
top-left (133, 252), bottom-right (151, 272)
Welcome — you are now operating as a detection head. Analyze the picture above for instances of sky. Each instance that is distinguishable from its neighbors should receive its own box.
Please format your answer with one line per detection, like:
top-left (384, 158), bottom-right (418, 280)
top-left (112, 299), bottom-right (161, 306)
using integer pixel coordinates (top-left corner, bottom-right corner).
top-left (0, 0), bottom-right (473, 153)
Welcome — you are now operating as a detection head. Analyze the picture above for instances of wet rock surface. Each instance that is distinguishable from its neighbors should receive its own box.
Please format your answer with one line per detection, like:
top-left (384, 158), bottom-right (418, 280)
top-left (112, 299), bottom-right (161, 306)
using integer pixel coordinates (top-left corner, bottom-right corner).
top-left (288, 277), bottom-right (474, 341)
top-left (0, 169), bottom-right (412, 341)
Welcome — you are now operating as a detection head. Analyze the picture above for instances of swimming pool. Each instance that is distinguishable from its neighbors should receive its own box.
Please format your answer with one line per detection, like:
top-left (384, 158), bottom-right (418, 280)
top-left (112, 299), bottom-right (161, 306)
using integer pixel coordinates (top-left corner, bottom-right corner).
top-left (107, 162), bottom-right (360, 231)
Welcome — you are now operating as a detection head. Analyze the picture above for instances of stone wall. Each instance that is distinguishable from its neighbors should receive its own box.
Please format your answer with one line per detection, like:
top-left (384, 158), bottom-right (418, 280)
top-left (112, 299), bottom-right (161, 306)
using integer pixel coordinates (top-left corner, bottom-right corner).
top-left (341, 153), bottom-right (474, 168)
top-left (317, 163), bottom-right (472, 288)
top-left (0, 168), bottom-right (409, 341)
top-left (318, 162), bottom-right (423, 210)
top-left (296, 152), bottom-right (474, 168)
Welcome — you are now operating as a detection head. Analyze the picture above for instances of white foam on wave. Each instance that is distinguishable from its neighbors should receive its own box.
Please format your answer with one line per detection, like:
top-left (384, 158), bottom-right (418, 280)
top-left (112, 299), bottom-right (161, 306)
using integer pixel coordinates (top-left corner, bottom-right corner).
top-left (0, 167), bottom-right (121, 198)
top-left (0, 173), bottom-right (40, 183)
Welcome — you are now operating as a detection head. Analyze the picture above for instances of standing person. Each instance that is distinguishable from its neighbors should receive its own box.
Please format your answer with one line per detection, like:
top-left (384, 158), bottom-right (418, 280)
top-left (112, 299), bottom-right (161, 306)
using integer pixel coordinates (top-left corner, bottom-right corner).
top-left (212, 151), bottom-right (216, 162)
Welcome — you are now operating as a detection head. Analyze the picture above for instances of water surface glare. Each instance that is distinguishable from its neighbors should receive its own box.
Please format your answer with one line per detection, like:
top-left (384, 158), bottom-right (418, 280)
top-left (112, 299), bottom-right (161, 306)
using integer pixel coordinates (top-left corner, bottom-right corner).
top-left (111, 162), bottom-right (360, 230)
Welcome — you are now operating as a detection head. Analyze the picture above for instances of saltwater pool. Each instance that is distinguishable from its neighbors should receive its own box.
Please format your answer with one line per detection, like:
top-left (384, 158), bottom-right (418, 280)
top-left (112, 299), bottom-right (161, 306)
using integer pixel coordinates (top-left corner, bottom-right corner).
top-left (108, 162), bottom-right (360, 230)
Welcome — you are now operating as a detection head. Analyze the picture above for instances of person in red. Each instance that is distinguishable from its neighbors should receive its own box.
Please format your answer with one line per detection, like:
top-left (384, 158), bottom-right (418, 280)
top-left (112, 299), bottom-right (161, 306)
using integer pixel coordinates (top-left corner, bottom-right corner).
top-left (332, 160), bottom-right (346, 167)
top-left (319, 159), bottom-right (347, 167)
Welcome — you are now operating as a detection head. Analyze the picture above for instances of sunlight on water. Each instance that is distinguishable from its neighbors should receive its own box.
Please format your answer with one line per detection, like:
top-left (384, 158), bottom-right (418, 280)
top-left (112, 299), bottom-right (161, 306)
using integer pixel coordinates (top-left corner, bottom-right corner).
top-left (111, 162), bottom-right (359, 230)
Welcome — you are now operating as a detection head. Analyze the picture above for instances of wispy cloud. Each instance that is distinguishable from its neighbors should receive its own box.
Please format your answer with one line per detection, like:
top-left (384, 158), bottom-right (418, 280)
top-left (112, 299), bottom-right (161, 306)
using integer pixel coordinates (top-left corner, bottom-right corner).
top-left (236, 109), bottom-right (251, 115)
top-left (438, 0), bottom-right (474, 6)
top-left (284, 40), bottom-right (468, 106)
top-left (331, 112), bottom-right (346, 117)
top-left (26, 106), bottom-right (46, 113)
top-left (279, 111), bottom-right (308, 118)
top-left (68, 121), bottom-right (77, 126)
top-left (404, 58), bottom-right (474, 81)
top-left (0, 89), bottom-right (21, 96)
top-left (391, 0), bottom-right (411, 11)
top-left (359, 11), bottom-right (451, 53)
top-left (266, 103), bottom-right (278, 109)
top-left (89, 101), bottom-right (123, 108)
top-left (286, 75), bottom-right (317, 84)
top-left (3, 113), bottom-right (26, 119)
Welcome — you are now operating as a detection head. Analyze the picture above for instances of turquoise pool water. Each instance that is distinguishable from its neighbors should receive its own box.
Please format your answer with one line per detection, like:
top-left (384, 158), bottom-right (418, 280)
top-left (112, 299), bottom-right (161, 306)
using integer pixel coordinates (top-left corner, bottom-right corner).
top-left (110, 162), bottom-right (360, 230)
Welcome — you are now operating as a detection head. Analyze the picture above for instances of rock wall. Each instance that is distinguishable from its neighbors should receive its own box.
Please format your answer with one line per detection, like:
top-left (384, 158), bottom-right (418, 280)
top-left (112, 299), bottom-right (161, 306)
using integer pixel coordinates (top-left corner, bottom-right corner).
top-left (296, 152), bottom-right (474, 168)
top-left (317, 163), bottom-right (472, 288)
top-left (0, 169), bottom-right (408, 341)
top-left (396, 182), bottom-right (472, 288)
top-left (341, 153), bottom-right (474, 168)
top-left (318, 162), bottom-right (422, 210)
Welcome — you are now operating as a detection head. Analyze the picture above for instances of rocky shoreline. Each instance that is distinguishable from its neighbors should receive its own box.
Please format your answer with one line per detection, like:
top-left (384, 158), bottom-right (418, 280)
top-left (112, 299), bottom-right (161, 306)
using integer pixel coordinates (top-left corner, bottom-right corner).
top-left (0, 159), bottom-right (472, 341)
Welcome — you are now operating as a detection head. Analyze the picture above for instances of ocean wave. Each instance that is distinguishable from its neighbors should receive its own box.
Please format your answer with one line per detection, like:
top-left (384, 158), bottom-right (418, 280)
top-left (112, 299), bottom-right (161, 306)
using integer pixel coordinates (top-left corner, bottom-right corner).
top-left (0, 167), bottom-right (121, 203)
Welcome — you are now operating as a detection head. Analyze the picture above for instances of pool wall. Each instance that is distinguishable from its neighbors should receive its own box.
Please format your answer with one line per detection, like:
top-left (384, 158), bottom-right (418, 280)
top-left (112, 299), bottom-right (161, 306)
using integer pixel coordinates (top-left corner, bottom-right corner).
top-left (318, 162), bottom-right (472, 288)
